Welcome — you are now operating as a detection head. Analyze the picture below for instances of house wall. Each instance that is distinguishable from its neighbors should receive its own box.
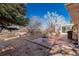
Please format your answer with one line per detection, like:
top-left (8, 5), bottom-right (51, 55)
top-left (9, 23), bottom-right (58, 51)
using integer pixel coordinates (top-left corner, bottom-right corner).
top-left (65, 3), bottom-right (79, 32)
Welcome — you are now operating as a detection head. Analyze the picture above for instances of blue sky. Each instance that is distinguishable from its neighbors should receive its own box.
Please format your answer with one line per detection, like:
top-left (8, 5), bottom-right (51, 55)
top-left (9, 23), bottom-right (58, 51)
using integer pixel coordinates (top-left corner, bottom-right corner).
top-left (26, 3), bottom-right (71, 23)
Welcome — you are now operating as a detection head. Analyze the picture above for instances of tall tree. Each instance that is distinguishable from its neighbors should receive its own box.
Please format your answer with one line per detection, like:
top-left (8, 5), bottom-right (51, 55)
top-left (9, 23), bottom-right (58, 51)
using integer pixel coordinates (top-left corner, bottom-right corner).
top-left (0, 4), bottom-right (28, 26)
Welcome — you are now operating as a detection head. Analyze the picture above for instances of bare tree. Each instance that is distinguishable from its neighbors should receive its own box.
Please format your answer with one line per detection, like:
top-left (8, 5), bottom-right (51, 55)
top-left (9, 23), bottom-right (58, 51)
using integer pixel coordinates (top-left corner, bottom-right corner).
top-left (29, 16), bottom-right (42, 30)
top-left (44, 12), bottom-right (67, 34)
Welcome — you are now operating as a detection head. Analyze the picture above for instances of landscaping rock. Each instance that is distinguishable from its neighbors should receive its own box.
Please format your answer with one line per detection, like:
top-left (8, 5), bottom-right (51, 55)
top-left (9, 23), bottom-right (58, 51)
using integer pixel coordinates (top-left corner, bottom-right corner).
top-left (73, 48), bottom-right (79, 55)
top-left (62, 49), bottom-right (76, 56)
top-left (50, 45), bottom-right (61, 54)
top-left (60, 44), bottom-right (76, 56)
top-left (61, 44), bottom-right (73, 50)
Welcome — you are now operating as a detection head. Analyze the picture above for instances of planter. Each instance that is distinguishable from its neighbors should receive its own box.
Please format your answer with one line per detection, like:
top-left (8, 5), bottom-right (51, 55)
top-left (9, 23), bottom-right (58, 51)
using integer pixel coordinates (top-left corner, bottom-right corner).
top-left (67, 31), bottom-right (73, 39)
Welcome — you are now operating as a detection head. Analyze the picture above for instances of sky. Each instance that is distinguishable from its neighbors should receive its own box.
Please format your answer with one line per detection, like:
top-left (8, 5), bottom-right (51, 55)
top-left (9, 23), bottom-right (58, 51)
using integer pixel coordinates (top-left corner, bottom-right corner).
top-left (26, 3), bottom-right (71, 23)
